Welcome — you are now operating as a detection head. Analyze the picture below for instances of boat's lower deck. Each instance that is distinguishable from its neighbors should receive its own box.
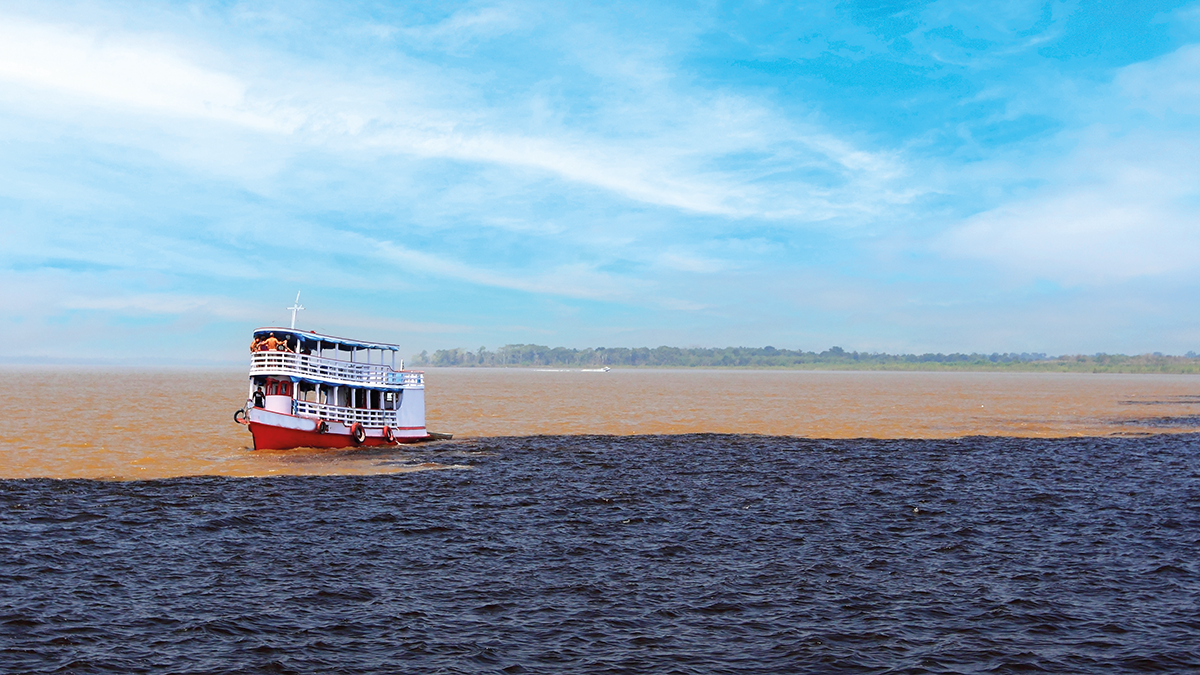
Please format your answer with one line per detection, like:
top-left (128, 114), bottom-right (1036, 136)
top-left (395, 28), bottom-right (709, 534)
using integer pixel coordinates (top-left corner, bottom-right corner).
top-left (238, 405), bottom-right (429, 450)
top-left (247, 420), bottom-right (431, 450)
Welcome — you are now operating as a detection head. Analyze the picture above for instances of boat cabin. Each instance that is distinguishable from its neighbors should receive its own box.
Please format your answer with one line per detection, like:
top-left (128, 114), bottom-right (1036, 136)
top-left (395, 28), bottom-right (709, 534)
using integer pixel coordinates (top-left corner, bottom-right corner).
top-left (239, 327), bottom-right (427, 448)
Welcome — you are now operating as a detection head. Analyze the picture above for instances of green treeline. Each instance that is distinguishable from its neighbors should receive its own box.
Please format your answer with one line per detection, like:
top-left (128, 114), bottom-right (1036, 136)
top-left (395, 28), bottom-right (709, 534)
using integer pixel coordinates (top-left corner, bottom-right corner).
top-left (409, 345), bottom-right (1200, 374)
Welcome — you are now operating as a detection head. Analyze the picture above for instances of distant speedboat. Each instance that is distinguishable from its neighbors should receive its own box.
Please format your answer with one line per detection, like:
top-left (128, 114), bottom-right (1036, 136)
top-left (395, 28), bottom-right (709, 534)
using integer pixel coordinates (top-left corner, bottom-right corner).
top-left (581, 367), bottom-right (612, 372)
top-left (233, 326), bottom-right (441, 450)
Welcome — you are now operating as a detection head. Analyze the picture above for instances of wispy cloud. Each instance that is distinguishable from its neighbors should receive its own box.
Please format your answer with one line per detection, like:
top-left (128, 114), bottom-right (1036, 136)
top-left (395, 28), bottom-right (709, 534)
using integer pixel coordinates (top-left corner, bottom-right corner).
top-left (62, 293), bottom-right (261, 319)
top-left (937, 41), bottom-right (1200, 285)
top-left (0, 17), bottom-right (292, 131)
top-left (1116, 43), bottom-right (1200, 115)
top-left (940, 182), bottom-right (1200, 284)
top-left (0, 11), bottom-right (913, 223)
top-left (382, 4), bottom-right (531, 55)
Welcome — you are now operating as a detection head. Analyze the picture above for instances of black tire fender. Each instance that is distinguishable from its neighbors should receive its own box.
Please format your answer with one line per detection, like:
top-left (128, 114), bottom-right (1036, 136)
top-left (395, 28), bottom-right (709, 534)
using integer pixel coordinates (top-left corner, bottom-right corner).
top-left (351, 422), bottom-right (366, 446)
top-left (233, 409), bottom-right (247, 425)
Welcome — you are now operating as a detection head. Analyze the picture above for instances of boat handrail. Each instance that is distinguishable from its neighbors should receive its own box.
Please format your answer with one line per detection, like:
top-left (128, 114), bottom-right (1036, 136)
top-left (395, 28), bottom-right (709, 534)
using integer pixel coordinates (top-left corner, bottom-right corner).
top-left (293, 400), bottom-right (400, 427)
top-left (250, 351), bottom-right (423, 387)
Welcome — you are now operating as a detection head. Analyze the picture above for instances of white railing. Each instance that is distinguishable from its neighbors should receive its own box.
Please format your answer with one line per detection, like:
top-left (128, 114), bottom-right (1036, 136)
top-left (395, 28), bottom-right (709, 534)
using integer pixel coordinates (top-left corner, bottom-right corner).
top-left (250, 351), bottom-right (423, 387)
top-left (294, 400), bottom-right (400, 427)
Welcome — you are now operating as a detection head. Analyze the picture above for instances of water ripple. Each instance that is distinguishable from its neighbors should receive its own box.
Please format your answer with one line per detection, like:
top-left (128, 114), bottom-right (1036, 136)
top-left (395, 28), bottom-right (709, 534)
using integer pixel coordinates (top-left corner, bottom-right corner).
top-left (2, 433), bottom-right (1199, 673)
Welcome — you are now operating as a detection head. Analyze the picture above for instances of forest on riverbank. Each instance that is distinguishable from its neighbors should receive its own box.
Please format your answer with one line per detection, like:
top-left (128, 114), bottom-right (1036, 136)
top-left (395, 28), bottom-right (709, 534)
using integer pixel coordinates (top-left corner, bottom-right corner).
top-left (409, 345), bottom-right (1200, 374)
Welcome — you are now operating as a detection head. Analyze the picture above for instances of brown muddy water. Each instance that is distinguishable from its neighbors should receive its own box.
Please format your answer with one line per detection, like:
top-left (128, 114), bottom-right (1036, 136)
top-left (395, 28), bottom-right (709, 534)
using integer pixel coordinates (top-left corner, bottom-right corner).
top-left (2, 366), bottom-right (1199, 479)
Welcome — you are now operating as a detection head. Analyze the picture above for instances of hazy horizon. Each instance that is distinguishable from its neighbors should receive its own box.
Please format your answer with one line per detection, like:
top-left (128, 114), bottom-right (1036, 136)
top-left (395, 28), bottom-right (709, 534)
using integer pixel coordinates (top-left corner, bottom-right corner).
top-left (3, 344), bottom-right (1199, 370)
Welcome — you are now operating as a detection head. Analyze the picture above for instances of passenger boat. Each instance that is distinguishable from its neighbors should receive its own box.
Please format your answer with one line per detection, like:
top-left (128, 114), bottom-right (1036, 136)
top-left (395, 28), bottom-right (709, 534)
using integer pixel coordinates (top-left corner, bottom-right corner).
top-left (233, 323), bottom-right (435, 451)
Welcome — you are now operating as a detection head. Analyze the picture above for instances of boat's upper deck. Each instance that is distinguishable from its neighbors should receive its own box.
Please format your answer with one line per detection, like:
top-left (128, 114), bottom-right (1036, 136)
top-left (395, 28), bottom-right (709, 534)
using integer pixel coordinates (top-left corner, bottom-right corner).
top-left (249, 328), bottom-right (422, 388)
top-left (254, 328), bottom-right (403, 353)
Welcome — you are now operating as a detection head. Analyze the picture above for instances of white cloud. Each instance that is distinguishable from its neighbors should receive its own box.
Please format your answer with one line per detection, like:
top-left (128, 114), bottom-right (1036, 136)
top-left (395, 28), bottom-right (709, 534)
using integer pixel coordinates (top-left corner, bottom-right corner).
top-left (938, 127), bottom-right (1200, 283)
top-left (279, 308), bottom-right (472, 336)
top-left (370, 239), bottom-right (646, 301)
top-left (0, 17), bottom-right (297, 131)
top-left (0, 11), bottom-right (911, 223)
top-left (656, 297), bottom-right (710, 311)
top-left (62, 293), bottom-right (260, 319)
top-left (940, 186), bottom-right (1200, 284)
top-left (936, 40), bottom-right (1200, 286)
top-left (1117, 43), bottom-right (1200, 115)
top-left (656, 249), bottom-right (731, 273)
top-left (397, 5), bottom-right (530, 54)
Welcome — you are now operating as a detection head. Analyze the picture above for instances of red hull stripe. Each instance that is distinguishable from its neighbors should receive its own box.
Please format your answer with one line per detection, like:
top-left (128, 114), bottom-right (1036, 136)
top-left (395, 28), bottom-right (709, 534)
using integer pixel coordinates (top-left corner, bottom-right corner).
top-left (248, 422), bottom-right (430, 451)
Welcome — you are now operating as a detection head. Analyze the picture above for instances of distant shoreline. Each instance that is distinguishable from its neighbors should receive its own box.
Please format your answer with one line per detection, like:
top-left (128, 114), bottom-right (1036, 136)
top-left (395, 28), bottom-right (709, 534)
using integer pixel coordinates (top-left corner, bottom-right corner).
top-left (413, 345), bottom-right (1200, 375)
top-left (4, 362), bottom-right (1200, 374)
top-left (5, 353), bottom-right (1200, 375)
top-left (420, 363), bottom-right (1200, 374)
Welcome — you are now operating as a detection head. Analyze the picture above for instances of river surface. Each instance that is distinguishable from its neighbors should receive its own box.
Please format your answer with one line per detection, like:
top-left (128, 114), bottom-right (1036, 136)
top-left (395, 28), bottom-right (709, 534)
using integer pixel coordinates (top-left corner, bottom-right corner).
top-left (2, 368), bottom-right (1198, 672)
top-left (3, 433), bottom-right (1198, 673)
top-left (3, 367), bottom-right (1200, 479)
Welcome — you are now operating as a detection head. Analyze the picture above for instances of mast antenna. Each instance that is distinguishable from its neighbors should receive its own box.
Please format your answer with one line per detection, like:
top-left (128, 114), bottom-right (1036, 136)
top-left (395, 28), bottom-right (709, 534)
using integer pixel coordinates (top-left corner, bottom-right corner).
top-left (288, 291), bottom-right (305, 329)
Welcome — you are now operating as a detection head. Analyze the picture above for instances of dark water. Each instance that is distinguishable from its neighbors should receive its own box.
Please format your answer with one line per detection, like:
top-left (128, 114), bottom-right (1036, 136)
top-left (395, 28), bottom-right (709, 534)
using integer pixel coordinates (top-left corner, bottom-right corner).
top-left (3, 434), bottom-right (1199, 674)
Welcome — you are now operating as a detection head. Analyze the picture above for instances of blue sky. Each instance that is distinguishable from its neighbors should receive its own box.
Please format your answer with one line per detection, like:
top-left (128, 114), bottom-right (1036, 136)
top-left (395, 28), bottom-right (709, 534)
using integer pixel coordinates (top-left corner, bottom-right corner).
top-left (3, 0), bottom-right (1200, 363)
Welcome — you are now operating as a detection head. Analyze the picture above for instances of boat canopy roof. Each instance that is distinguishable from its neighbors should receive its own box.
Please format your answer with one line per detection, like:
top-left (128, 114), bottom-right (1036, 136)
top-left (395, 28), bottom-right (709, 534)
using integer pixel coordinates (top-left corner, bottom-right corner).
top-left (252, 327), bottom-right (401, 352)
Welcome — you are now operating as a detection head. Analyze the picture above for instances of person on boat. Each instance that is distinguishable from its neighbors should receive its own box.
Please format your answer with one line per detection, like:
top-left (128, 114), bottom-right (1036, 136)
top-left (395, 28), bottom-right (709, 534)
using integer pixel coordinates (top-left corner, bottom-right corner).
top-left (252, 387), bottom-right (265, 408)
top-left (263, 334), bottom-right (280, 351)
top-left (250, 336), bottom-right (262, 351)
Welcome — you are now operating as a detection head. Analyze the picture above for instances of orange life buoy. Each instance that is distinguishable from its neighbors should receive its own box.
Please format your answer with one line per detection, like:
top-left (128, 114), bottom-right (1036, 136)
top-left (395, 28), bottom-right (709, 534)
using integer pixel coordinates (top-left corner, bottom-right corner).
top-left (350, 422), bottom-right (366, 446)
top-left (383, 426), bottom-right (396, 444)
